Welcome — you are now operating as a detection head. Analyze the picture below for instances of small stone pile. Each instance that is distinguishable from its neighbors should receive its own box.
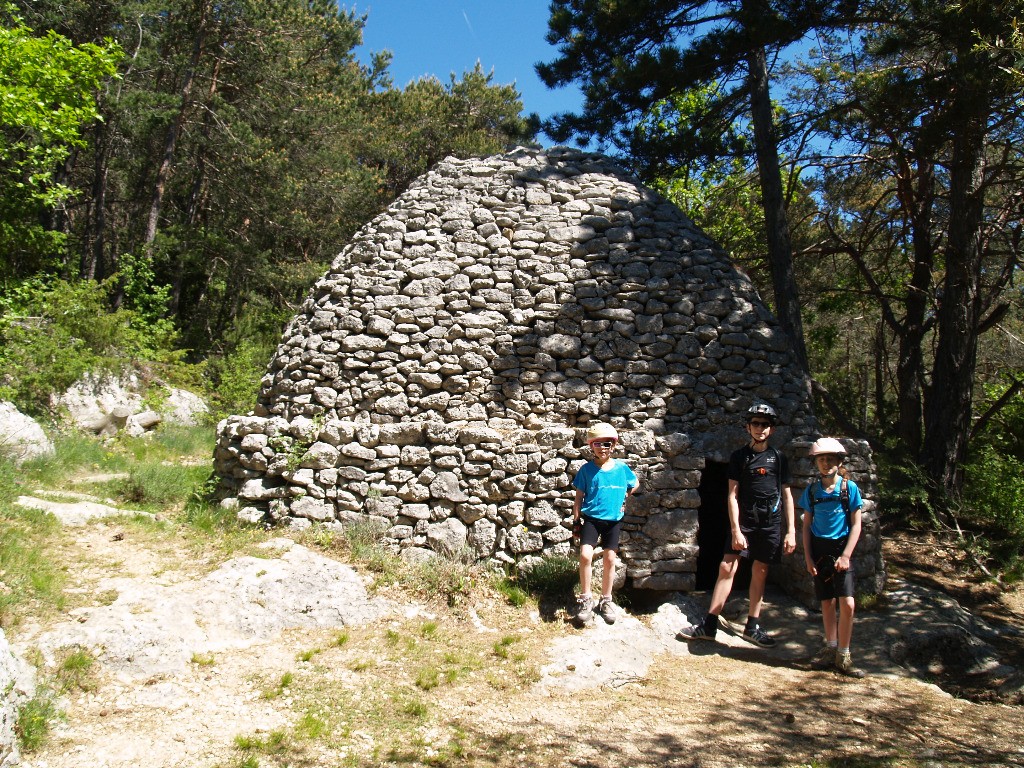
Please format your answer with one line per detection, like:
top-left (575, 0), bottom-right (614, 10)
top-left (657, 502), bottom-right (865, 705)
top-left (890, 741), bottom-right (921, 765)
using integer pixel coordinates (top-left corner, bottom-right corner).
top-left (214, 146), bottom-right (884, 595)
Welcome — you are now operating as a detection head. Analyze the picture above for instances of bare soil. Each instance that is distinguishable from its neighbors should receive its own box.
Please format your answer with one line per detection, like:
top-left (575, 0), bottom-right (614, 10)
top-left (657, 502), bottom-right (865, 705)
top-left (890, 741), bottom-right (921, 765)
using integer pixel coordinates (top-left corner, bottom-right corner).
top-left (12, 519), bottom-right (1024, 768)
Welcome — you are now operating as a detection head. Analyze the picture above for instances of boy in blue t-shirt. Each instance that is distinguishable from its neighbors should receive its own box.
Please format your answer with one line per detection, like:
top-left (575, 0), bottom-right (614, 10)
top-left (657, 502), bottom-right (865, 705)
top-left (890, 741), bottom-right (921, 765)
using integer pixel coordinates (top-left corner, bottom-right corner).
top-left (799, 437), bottom-right (866, 678)
top-left (571, 422), bottom-right (638, 626)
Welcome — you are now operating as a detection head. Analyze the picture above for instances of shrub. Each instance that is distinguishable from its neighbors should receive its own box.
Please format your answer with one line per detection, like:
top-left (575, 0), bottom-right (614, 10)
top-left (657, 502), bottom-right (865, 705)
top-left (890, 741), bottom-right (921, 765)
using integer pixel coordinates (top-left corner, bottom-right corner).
top-left (0, 276), bottom-right (199, 416)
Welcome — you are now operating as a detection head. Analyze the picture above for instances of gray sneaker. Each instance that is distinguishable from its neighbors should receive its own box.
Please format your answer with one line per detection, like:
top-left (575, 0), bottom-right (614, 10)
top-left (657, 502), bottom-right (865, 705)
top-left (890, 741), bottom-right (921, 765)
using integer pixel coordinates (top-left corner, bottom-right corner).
top-left (835, 651), bottom-right (866, 678)
top-left (598, 597), bottom-right (616, 624)
top-left (809, 644), bottom-right (836, 670)
top-left (676, 622), bottom-right (717, 642)
top-left (574, 594), bottom-right (595, 625)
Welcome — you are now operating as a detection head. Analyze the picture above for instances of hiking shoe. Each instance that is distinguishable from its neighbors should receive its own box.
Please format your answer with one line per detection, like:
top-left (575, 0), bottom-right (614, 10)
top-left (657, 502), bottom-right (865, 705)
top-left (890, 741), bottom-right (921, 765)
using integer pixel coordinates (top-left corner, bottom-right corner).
top-left (598, 597), bottom-right (616, 625)
top-left (835, 651), bottom-right (866, 678)
top-left (741, 624), bottom-right (777, 648)
top-left (676, 622), bottom-right (717, 642)
top-left (574, 594), bottom-right (595, 625)
top-left (809, 644), bottom-right (836, 670)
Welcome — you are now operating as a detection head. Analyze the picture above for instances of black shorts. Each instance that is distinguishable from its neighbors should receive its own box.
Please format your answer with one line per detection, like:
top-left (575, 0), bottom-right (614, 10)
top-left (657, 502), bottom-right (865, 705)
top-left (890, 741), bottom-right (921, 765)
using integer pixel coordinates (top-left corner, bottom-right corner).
top-left (580, 517), bottom-right (622, 552)
top-left (725, 510), bottom-right (783, 564)
top-left (810, 535), bottom-right (856, 600)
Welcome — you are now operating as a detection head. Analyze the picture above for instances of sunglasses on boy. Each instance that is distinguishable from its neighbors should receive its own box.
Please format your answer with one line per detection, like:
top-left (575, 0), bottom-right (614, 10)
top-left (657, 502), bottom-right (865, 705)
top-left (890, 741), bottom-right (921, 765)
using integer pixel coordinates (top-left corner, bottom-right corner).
top-left (591, 440), bottom-right (616, 448)
top-left (748, 420), bottom-right (772, 429)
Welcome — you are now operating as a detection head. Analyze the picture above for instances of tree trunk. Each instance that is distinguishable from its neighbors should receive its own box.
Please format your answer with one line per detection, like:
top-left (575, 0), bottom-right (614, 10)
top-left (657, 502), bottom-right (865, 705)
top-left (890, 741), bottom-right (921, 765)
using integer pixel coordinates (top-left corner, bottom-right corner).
top-left (83, 121), bottom-right (109, 281)
top-left (145, 1), bottom-right (208, 249)
top-left (922, 76), bottom-right (989, 499)
top-left (894, 157), bottom-right (936, 457)
top-left (745, 43), bottom-right (809, 374)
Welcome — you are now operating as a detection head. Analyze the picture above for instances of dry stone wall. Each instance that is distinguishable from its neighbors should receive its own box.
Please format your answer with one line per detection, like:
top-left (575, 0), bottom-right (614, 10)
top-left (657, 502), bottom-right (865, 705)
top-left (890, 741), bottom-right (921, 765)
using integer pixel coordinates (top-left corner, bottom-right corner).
top-left (214, 147), bottom-right (885, 595)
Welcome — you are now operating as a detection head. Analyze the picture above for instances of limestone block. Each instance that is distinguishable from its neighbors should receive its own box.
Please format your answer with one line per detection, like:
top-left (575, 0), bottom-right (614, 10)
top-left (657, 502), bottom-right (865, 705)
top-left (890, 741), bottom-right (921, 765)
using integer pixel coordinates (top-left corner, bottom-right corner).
top-left (427, 518), bottom-right (468, 558)
top-left (290, 496), bottom-right (333, 522)
top-left (300, 442), bottom-right (340, 469)
top-left (505, 526), bottom-right (544, 555)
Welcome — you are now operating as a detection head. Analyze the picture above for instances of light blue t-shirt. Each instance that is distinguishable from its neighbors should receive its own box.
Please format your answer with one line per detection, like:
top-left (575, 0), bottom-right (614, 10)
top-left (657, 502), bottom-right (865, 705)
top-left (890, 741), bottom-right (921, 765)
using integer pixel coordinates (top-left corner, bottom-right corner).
top-left (572, 459), bottom-right (638, 522)
top-left (798, 478), bottom-right (863, 539)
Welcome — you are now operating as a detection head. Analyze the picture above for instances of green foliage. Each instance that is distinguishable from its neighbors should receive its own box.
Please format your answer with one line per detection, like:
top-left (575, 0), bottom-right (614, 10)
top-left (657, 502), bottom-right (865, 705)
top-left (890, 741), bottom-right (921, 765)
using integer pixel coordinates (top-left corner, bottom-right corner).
top-left (113, 251), bottom-right (180, 361)
top-left (0, 278), bottom-right (121, 413)
top-left (0, 454), bottom-right (65, 625)
top-left (492, 577), bottom-right (530, 608)
top-left (112, 462), bottom-right (208, 510)
top-left (55, 646), bottom-right (97, 693)
top-left (15, 692), bottom-right (58, 752)
top-left (415, 554), bottom-right (479, 607)
top-left (510, 555), bottom-right (579, 599)
top-left (960, 386), bottom-right (1024, 570)
top-left (0, 276), bottom-right (195, 415)
top-left (0, 5), bottom-right (121, 276)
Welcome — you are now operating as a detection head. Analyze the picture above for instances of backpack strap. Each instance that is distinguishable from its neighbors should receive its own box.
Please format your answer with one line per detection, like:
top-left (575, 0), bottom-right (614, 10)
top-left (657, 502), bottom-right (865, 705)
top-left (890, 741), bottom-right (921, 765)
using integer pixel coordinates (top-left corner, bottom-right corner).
top-left (839, 477), bottom-right (850, 529)
top-left (809, 477), bottom-right (852, 531)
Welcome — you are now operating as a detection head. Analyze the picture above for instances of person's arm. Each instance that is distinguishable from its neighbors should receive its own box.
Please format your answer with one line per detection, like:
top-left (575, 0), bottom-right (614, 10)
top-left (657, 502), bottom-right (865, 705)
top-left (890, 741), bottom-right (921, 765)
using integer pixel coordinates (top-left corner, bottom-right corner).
top-left (802, 510), bottom-right (816, 575)
top-left (782, 485), bottom-right (796, 554)
top-left (727, 478), bottom-right (746, 551)
top-left (573, 488), bottom-right (583, 520)
top-left (837, 508), bottom-right (862, 572)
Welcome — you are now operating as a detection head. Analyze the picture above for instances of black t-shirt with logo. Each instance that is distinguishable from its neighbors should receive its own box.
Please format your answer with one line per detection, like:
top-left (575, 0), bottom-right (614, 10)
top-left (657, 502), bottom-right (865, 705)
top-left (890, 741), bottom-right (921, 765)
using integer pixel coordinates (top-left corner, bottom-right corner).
top-left (728, 444), bottom-right (791, 513)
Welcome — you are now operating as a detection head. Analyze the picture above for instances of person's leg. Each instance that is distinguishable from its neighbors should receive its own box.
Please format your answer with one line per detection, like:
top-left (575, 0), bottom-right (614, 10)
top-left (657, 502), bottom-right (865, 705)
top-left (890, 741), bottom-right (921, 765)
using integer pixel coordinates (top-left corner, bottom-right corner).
top-left (600, 548), bottom-right (616, 599)
top-left (810, 598), bottom-right (840, 668)
top-left (821, 597), bottom-right (838, 643)
top-left (837, 596), bottom-right (855, 649)
top-left (742, 560), bottom-right (778, 647)
top-left (707, 555), bottom-right (740, 616)
top-left (834, 594), bottom-right (865, 677)
top-left (579, 544), bottom-right (594, 596)
top-left (677, 555), bottom-right (739, 640)
top-left (747, 560), bottom-right (769, 619)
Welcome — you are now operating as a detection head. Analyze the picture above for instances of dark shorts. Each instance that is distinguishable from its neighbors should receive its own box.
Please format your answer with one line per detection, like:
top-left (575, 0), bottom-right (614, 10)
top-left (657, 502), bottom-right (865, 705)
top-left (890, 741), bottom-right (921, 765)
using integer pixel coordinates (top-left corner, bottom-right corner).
top-left (725, 510), bottom-right (783, 564)
top-left (811, 535), bottom-right (856, 600)
top-left (580, 517), bottom-right (622, 552)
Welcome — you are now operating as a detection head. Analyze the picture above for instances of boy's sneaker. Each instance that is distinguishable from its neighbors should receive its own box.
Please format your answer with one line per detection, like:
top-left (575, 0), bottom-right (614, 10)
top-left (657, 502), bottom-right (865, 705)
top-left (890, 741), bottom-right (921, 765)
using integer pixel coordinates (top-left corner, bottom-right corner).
top-left (741, 624), bottom-right (777, 648)
top-left (597, 597), bottom-right (616, 625)
top-left (809, 644), bottom-right (836, 670)
top-left (574, 594), bottom-right (595, 625)
top-left (835, 651), bottom-right (866, 678)
top-left (676, 622), bottom-right (717, 642)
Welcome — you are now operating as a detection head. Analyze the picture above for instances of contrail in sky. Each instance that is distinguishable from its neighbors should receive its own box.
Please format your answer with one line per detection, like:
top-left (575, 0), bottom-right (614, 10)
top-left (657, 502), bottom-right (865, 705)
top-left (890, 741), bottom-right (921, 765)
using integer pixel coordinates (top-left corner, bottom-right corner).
top-left (462, 10), bottom-right (476, 38)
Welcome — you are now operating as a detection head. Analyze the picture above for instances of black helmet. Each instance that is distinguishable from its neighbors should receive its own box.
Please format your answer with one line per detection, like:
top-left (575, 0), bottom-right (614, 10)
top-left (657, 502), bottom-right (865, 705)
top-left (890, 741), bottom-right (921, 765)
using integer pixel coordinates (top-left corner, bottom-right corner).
top-left (745, 403), bottom-right (778, 425)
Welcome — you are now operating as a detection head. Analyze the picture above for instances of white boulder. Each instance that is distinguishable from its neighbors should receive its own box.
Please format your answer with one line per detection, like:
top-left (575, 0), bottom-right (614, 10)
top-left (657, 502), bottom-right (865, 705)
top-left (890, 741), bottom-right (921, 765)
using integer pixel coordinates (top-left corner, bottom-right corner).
top-left (0, 401), bottom-right (54, 463)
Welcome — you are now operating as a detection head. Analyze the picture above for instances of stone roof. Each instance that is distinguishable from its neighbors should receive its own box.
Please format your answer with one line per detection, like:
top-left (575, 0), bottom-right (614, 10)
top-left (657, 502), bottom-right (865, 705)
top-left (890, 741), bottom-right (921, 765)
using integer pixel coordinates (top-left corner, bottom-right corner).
top-left (251, 146), bottom-right (816, 455)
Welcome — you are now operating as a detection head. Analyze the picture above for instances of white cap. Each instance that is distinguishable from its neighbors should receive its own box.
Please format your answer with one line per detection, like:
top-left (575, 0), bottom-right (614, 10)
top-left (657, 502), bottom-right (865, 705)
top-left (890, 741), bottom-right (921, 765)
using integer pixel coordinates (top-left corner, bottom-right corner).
top-left (809, 437), bottom-right (847, 456)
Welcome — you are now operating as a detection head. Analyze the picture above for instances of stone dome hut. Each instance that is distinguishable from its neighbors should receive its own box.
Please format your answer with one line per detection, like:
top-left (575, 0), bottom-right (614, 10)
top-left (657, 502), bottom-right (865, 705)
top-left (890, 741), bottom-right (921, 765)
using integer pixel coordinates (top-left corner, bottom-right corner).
top-left (214, 147), bottom-right (885, 601)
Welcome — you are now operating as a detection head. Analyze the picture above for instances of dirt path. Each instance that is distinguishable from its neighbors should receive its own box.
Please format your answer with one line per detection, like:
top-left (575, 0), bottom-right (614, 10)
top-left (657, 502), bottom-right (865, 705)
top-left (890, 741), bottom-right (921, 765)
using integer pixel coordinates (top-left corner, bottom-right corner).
top-left (10, 513), bottom-right (1024, 768)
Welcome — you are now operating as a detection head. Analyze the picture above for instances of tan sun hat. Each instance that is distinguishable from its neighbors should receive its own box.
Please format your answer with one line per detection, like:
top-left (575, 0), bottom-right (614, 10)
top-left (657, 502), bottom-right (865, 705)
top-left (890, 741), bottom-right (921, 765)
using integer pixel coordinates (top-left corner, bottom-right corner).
top-left (586, 422), bottom-right (618, 443)
top-left (809, 437), bottom-right (847, 456)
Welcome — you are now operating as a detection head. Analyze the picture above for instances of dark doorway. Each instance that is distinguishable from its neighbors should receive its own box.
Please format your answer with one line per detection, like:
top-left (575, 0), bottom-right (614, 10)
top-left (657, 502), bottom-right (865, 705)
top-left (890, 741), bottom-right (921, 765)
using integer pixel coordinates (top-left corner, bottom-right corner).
top-left (696, 461), bottom-right (751, 591)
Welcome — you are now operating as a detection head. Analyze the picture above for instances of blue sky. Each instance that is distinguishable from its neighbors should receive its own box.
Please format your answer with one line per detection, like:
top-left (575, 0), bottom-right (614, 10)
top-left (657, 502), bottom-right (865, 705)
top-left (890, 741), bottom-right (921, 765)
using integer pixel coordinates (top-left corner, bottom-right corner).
top-left (353, 1), bottom-right (584, 143)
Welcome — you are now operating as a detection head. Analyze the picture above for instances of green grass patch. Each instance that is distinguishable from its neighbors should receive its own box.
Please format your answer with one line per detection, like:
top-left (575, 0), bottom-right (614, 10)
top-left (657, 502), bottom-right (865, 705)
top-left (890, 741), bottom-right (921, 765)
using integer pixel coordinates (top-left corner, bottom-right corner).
top-left (55, 646), bottom-right (97, 693)
top-left (0, 506), bottom-right (65, 627)
top-left (492, 635), bottom-right (520, 660)
top-left (260, 671), bottom-right (294, 699)
top-left (515, 555), bottom-right (579, 598)
top-left (233, 728), bottom-right (288, 753)
top-left (15, 692), bottom-right (59, 752)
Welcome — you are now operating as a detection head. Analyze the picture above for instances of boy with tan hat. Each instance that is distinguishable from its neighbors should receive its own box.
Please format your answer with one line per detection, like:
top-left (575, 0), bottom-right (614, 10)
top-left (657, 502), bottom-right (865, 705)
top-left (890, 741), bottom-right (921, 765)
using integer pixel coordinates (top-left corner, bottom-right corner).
top-left (571, 422), bottom-right (638, 625)
top-left (800, 437), bottom-right (866, 677)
